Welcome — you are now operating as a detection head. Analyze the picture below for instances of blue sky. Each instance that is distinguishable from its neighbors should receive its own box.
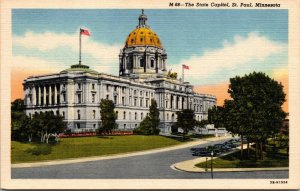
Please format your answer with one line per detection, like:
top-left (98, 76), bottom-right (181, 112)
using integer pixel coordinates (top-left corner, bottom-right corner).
top-left (12, 9), bottom-right (288, 85)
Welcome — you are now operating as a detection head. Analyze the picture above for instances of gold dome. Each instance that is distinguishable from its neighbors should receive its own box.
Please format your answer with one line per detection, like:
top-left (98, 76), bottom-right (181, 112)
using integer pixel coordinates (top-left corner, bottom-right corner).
top-left (125, 27), bottom-right (162, 48)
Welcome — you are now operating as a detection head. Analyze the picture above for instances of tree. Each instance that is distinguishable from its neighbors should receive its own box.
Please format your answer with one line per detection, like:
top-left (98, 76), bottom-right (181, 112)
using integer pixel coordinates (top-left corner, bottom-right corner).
top-left (134, 116), bottom-right (153, 135)
top-left (208, 106), bottom-right (224, 129)
top-left (11, 99), bottom-right (29, 141)
top-left (149, 99), bottom-right (160, 132)
top-left (31, 112), bottom-right (66, 143)
top-left (176, 109), bottom-right (195, 135)
top-left (195, 119), bottom-right (208, 135)
top-left (226, 72), bottom-right (287, 159)
top-left (134, 99), bottom-right (160, 135)
top-left (99, 99), bottom-right (117, 134)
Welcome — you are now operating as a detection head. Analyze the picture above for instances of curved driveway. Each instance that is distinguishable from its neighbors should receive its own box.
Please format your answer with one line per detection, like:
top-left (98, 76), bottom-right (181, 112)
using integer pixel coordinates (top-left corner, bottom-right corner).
top-left (12, 137), bottom-right (288, 179)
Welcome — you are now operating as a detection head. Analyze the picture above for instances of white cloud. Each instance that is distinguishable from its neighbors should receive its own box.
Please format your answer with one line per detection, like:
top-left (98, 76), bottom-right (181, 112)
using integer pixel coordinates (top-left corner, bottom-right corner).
top-left (173, 32), bottom-right (287, 81)
top-left (12, 55), bottom-right (64, 73)
top-left (13, 31), bottom-right (122, 74)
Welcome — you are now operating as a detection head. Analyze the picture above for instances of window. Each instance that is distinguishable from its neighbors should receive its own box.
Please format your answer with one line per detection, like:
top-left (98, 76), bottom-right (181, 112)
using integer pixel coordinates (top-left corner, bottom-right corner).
top-left (134, 98), bottom-right (137, 107)
top-left (114, 86), bottom-right (117, 91)
top-left (77, 110), bottom-right (80, 120)
top-left (77, 94), bottom-right (81, 103)
top-left (146, 92), bottom-right (148, 96)
top-left (129, 112), bottom-right (131, 120)
top-left (106, 94), bottom-right (109, 99)
top-left (92, 84), bottom-right (95, 90)
top-left (146, 99), bottom-right (149, 107)
top-left (93, 110), bottom-right (96, 119)
top-left (123, 111), bottom-right (126, 120)
top-left (167, 113), bottom-right (169, 121)
top-left (129, 97), bottom-right (132, 106)
top-left (140, 91), bottom-right (143, 96)
top-left (56, 110), bottom-right (59, 115)
top-left (62, 93), bottom-right (66, 102)
top-left (140, 38), bottom-right (143, 42)
top-left (140, 99), bottom-right (143, 107)
top-left (122, 97), bottom-right (125, 105)
top-left (134, 90), bottom-right (136, 95)
top-left (76, 123), bottom-right (80, 129)
top-left (93, 124), bottom-right (96, 128)
top-left (166, 101), bottom-right (168, 108)
top-left (116, 111), bottom-right (118, 119)
top-left (141, 112), bottom-right (143, 120)
top-left (124, 124), bottom-right (126, 129)
top-left (114, 96), bottom-right (117, 104)
top-left (106, 85), bottom-right (109, 91)
top-left (135, 112), bottom-right (137, 120)
top-left (92, 94), bottom-right (95, 103)
top-left (78, 83), bottom-right (81, 90)
top-left (151, 60), bottom-right (154, 68)
top-left (62, 111), bottom-right (65, 119)
top-left (140, 59), bottom-right (144, 67)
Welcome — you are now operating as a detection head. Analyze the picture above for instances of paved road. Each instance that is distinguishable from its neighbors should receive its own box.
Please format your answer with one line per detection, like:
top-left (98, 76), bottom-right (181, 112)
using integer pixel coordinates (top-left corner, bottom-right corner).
top-left (12, 139), bottom-right (288, 179)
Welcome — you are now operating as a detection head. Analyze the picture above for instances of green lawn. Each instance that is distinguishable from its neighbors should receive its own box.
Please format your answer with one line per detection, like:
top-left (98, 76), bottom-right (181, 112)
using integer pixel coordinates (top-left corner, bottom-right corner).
top-left (195, 148), bottom-right (289, 168)
top-left (11, 135), bottom-right (184, 163)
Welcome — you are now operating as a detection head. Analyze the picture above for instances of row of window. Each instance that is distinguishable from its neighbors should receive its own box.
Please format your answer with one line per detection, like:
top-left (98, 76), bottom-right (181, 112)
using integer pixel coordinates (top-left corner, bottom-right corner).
top-left (28, 110), bottom-right (65, 119)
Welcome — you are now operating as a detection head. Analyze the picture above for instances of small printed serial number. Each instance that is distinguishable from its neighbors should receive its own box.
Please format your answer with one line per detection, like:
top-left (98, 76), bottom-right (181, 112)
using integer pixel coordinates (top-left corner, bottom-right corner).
top-left (270, 180), bottom-right (288, 184)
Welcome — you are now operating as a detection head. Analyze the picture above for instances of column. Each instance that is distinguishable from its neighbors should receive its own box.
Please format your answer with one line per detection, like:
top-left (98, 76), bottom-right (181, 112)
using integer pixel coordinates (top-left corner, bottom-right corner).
top-left (32, 86), bottom-right (36, 106)
top-left (38, 86), bottom-right (41, 105)
top-left (49, 85), bottom-right (52, 105)
top-left (54, 84), bottom-right (57, 105)
top-left (43, 86), bottom-right (46, 105)
top-left (175, 95), bottom-right (178, 109)
top-left (124, 55), bottom-right (127, 70)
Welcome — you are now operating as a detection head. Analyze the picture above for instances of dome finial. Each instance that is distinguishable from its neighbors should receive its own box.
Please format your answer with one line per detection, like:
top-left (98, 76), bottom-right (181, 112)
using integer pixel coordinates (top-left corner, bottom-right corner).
top-left (138, 9), bottom-right (148, 28)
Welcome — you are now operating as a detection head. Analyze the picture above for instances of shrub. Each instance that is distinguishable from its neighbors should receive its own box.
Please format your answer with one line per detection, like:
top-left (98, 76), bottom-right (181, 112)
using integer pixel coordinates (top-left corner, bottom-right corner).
top-left (26, 144), bottom-right (52, 156)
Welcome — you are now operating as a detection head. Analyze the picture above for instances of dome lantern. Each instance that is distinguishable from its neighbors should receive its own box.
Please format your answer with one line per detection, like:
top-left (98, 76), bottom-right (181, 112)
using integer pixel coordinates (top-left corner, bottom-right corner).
top-left (138, 9), bottom-right (148, 28)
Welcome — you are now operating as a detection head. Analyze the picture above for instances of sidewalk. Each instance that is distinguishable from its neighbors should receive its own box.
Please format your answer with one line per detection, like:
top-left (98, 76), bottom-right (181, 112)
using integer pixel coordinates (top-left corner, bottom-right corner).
top-left (12, 135), bottom-right (232, 168)
top-left (173, 145), bottom-right (289, 172)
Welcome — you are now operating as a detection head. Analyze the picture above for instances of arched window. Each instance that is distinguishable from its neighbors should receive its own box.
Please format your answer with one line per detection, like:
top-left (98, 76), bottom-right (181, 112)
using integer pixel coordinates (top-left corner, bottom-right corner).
top-left (135, 112), bottom-right (137, 120)
top-left (141, 112), bottom-right (143, 120)
top-left (123, 111), bottom-right (126, 119)
top-left (150, 59), bottom-right (154, 68)
top-left (167, 113), bottom-right (169, 121)
top-left (116, 111), bottom-right (118, 119)
top-left (140, 59), bottom-right (144, 67)
top-left (77, 110), bottom-right (80, 120)
top-left (93, 110), bottom-right (96, 119)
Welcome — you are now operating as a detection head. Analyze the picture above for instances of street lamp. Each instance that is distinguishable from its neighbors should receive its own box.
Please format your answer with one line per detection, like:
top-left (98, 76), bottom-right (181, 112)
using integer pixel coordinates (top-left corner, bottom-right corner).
top-left (205, 147), bottom-right (208, 172)
top-left (211, 151), bottom-right (214, 179)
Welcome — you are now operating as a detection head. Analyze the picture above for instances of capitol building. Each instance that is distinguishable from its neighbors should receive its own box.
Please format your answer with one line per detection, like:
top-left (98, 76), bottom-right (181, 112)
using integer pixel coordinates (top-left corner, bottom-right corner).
top-left (23, 11), bottom-right (216, 133)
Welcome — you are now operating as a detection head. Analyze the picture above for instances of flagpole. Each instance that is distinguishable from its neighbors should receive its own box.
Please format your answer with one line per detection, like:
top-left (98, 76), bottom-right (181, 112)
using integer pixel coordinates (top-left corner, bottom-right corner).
top-left (182, 65), bottom-right (184, 83)
top-left (79, 29), bottom-right (82, 65)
